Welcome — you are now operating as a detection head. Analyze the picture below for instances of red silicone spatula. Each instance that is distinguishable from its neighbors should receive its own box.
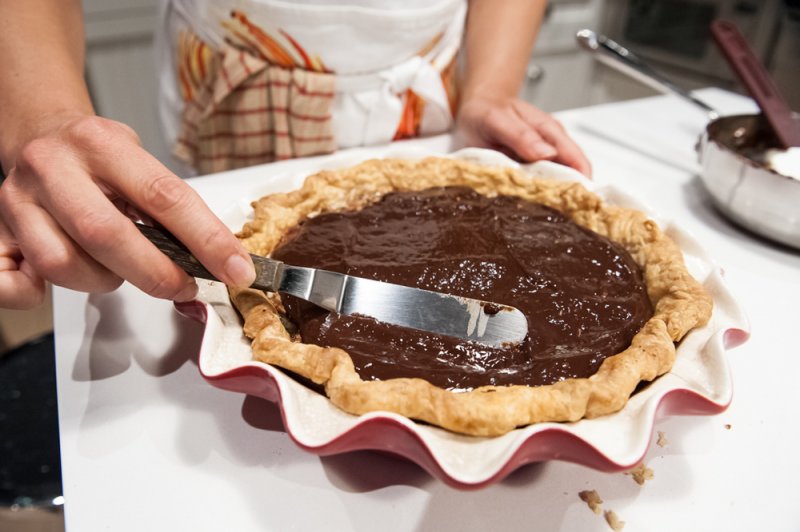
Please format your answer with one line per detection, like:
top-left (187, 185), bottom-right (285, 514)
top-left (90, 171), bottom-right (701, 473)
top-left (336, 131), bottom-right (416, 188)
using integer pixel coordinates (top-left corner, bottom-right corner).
top-left (710, 20), bottom-right (800, 180)
top-left (710, 19), bottom-right (800, 149)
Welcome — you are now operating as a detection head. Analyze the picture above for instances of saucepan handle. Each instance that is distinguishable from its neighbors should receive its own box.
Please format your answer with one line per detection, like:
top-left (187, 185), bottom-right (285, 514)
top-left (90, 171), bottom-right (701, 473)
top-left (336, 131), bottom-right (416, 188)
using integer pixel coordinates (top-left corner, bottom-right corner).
top-left (576, 29), bottom-right (719, 121)
top-left (135, 222), bottom-right (220, 282)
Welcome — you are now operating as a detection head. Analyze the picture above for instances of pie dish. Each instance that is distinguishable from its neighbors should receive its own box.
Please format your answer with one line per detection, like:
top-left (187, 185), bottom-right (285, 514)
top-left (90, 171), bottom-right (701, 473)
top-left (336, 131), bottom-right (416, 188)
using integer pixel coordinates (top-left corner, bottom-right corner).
top-left (177, 147), bottom-right (748, 487)
top-left (228, 155), bottom-right (712, 436)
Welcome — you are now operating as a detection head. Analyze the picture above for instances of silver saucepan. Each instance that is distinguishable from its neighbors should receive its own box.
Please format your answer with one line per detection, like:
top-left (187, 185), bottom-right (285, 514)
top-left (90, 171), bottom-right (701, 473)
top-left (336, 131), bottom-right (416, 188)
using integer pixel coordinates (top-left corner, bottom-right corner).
top-left (576, 29), bottom-right (800, 250)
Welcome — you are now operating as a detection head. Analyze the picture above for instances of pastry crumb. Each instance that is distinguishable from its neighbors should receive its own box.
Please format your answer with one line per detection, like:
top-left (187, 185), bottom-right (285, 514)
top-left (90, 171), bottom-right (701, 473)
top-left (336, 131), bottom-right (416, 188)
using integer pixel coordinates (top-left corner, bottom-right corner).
top-left (724, 423), bottom-right (732, 430)
top-left (656, 430), bottom-right (668, 447)
top-left (626, 462), bottom-right (654, 486)
top-left (579, 489), bottom-right (603, 514)
top-left (581, 489), bottom-right (624, 530)
top-left (604, 510), bottom-right (625, 531)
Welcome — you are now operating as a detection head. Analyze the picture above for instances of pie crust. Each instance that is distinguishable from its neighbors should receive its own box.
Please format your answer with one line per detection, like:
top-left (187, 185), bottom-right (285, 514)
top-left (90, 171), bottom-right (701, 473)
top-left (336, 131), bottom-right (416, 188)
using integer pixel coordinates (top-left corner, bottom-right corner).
top-left (230, 157), bottom-right (712, 436)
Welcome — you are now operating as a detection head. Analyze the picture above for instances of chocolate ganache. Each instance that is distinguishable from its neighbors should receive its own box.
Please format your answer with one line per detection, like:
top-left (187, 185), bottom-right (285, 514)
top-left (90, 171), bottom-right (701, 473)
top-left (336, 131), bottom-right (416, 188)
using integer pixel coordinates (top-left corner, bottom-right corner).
top-left (271, 186), bottom-right (653, 390)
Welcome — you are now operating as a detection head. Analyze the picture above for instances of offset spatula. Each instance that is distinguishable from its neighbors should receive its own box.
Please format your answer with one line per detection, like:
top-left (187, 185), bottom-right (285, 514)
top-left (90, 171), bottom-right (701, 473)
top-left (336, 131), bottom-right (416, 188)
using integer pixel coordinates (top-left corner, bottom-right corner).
top-left (137, 223), bottom-right (529, 348)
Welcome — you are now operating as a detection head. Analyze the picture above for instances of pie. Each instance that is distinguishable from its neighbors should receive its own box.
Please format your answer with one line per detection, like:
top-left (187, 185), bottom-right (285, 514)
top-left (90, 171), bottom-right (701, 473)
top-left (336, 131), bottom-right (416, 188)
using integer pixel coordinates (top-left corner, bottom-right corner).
top-left (229, 157), bottom-right (712, 436)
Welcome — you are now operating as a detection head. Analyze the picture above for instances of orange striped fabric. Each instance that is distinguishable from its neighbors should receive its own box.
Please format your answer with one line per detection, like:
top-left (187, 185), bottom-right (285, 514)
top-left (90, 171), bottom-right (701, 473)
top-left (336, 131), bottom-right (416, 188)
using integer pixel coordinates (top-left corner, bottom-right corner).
top-left (174, 33), bottom-right (336, 174)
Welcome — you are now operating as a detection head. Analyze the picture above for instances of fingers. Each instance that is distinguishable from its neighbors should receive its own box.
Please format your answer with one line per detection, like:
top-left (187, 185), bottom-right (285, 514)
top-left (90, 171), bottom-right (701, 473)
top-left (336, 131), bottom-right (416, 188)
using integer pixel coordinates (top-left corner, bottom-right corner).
top-left (0, 217), bottom-right (45, 310)
top-left (458, 96), bottom-right (593, 177)
top-left (2, 195), bottom-right (122, 293)
top-left (8, 138), bottom-right (199, 301)
top-left (512, 100), bottom-right (593, 178)
top-left (0, 160), bottom-right (123, 294)
top-left (0, 118), bottom-right (238, 301)
top-left (0, 263), bottom-right (44, 310)
top-left (479, 105), bottom-right (559, 162)
top-left (77, 132), bottom-right (255, 289)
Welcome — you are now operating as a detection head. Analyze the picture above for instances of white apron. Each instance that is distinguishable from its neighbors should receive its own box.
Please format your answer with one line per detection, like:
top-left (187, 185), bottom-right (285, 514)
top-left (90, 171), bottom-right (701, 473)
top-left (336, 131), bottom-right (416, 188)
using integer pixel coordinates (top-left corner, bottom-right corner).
top-left (156, 0), bottom-right (466, 174)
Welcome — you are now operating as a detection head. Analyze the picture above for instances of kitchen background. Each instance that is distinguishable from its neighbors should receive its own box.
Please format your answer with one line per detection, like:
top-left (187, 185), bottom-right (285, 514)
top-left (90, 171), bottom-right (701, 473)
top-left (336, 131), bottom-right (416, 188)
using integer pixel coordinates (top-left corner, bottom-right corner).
top-left (1, 0), bottom-right (799, 352)
top-left (0, 2), bottom-right (797, 530)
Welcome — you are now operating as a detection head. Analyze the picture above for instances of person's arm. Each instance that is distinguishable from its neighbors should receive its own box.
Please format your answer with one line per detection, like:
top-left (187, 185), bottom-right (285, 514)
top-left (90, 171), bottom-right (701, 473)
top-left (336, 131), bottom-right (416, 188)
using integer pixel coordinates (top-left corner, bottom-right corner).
top-left (0, 0), bottom-right (255, 309)
top-left (456, 0), bottom-right (592, 176)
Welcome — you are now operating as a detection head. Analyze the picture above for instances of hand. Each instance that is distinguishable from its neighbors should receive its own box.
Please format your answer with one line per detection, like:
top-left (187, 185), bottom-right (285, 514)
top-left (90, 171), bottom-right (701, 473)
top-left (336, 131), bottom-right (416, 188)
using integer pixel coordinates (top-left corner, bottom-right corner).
top-left (0, 113), bottom-right (256, 306)
top-left (0, 217), bottom-right (45, 310)
top-left (456, 95), bottom-right (592, 177)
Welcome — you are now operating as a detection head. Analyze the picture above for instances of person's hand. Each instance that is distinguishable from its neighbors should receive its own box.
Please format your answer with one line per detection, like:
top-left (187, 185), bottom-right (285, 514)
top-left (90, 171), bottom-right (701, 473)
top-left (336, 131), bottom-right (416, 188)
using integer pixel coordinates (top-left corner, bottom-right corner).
top-left (0, 113), bottom-right (256, 307)
top-left (0, 217), bottom-right (45, 310)
top-left (456, 95), bottom-right (592, 177)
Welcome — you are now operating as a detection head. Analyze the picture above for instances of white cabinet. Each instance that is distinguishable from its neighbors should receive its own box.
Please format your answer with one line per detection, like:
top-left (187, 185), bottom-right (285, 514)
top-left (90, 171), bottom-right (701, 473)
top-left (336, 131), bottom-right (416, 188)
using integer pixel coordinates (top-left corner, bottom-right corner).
top-left (81, 1), bottom-right (172, 168)
top-left (521, 0), bottom-right (606, 112)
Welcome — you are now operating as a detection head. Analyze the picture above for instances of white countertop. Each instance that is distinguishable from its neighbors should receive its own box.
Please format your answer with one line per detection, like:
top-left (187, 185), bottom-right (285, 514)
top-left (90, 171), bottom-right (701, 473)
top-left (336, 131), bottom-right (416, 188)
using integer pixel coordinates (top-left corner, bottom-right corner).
top-left (54, 88), bottom-right (800, 531)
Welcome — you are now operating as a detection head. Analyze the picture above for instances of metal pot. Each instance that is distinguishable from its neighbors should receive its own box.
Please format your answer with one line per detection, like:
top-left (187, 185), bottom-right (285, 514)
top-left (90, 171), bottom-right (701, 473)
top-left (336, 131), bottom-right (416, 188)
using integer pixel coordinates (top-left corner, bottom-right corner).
top-left (577, 30), bottom-right (800, 250)
top-left (698, 113), bottom-right (800, 249)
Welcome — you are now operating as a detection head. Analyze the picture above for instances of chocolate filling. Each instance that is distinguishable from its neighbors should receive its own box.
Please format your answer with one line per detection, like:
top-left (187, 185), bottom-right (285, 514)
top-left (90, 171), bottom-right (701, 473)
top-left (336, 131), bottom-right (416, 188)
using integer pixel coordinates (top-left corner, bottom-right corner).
top-left (271, 186), bottom-right (653, 390)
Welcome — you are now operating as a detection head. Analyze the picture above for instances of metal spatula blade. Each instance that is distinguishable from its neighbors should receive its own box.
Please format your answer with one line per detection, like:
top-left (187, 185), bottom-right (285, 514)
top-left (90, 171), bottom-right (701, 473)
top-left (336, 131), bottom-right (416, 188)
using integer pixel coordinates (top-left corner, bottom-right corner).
top-left (137, 223), bottom-right (529, 347)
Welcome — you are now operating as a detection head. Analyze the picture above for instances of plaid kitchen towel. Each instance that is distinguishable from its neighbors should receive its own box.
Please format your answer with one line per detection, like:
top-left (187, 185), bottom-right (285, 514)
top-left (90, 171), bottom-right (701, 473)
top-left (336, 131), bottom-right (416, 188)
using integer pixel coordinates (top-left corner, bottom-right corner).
top-left (174, 35), bottom-right (336, 174)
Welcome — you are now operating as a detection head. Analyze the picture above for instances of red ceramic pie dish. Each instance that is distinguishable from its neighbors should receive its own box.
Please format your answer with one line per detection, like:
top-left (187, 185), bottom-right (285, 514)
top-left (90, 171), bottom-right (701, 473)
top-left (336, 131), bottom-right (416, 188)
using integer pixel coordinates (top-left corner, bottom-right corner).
top-left (177, 150), bottom-right (750, 489)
